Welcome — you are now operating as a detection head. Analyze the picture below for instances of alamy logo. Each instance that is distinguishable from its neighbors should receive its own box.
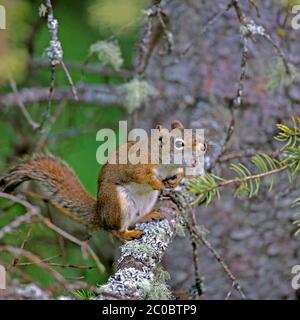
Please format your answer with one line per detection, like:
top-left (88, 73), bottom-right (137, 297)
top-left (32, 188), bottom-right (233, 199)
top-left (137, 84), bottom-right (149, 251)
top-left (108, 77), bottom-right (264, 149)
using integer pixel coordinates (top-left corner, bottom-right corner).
top-left (0, 5), bottom-right (6, 30)
top-left (292, 5), bottom-right (300, 30)
top-left (95, 121), bottom-right (206, 177)
top-left (0, 264), bottom-right (6, 289)
top-left (291, 265), bottom-right (300, 290)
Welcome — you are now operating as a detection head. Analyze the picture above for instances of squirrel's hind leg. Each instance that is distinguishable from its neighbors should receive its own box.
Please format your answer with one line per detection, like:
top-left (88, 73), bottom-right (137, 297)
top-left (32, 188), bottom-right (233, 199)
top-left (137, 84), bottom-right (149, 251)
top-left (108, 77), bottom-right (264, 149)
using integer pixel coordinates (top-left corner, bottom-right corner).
top-left (138, 210), bottom-right (161, 223)
top-left (111, 211), bottom-right (161, 242)
top-left (112, 229), bottom-right (143, 241)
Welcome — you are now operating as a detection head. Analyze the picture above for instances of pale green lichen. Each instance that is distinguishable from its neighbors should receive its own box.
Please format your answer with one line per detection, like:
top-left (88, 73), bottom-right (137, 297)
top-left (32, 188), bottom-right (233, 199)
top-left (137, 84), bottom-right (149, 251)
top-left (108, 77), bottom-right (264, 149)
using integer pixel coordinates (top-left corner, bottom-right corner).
top-left (138, 266), bottom-right (172, 300)
top-left (240, 25), bottom-right (249, 37)
top-left (267, 58), bottom-right (299, 93)
top-left (123, 78), bottom-right (158, 113)
top-left (155, 265), bottom-right (171, 283)
top-left (89, 40), bottom-right (123, 71)
top-left (122, 241), bottom-right (157, 257)
top-left (96, 284), bottom-right (111, 295)
top-left (151, 225), bottom-right (168, 238)
top-left (96, 218), bottom-right (174, 299)
top-left (143, 280), bottom-right (172, 300)
top-left (175, 215), bottom-right (186, 238)
top-left (38, 4), bottom-right (47, 17)
top-left (175, 221), bottom-right (186, 237)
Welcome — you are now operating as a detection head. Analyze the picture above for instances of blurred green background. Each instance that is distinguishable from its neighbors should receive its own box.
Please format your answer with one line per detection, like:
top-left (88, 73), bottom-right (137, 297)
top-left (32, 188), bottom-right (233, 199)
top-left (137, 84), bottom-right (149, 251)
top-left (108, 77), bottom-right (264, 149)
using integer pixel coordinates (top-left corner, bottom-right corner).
top-left (0, 0), bottom-right (145, 296)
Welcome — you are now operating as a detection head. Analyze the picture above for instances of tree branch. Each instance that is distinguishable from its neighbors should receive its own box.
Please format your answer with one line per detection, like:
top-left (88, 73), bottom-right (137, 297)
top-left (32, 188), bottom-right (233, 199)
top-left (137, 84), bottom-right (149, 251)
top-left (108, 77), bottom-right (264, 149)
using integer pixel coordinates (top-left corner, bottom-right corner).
top-left (29, 58), bottom-right (133, 79)
top-left (0, 85), bottom-right (125, 108)
top-left (96, 190), bottom-right (187, 300)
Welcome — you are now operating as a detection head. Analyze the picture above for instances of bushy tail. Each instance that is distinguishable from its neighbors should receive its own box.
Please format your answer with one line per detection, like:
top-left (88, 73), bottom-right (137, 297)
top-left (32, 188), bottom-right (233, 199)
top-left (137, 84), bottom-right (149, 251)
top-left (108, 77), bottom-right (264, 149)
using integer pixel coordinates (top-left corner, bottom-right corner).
top-left (0, 153), bottom-right (98, 227)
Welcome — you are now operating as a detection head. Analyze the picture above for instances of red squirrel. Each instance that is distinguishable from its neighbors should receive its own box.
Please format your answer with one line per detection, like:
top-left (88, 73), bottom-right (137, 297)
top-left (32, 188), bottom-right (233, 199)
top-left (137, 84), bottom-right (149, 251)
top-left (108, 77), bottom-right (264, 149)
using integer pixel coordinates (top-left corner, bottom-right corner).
top-left (0, 120), bottom-right (207, 241)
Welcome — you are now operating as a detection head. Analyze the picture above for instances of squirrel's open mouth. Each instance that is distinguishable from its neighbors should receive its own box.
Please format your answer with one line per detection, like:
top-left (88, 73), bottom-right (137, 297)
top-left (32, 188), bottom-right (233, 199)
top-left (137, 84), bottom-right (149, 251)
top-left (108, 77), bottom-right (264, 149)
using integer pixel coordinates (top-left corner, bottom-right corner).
top-left (191, 159), bottom-right (198, 167)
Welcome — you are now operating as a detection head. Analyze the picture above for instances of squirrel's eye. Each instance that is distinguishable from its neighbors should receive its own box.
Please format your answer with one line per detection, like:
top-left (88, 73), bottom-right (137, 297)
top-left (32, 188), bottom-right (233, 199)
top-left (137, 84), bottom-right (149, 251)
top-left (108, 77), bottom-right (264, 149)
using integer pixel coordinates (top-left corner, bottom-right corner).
top-left (159, 136), bottom-right (163, 145)
top-left (202, 142), bottom-right (208, 152)
top-left (175, 138), bottom-right (185, 150)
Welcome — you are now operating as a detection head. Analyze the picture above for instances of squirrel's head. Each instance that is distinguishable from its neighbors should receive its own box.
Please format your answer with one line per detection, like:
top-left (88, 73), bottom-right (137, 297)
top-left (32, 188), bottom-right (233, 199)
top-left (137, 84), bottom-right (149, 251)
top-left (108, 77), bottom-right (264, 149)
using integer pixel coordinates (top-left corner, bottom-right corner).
top-left (155, 120), bottom-right (207, 172)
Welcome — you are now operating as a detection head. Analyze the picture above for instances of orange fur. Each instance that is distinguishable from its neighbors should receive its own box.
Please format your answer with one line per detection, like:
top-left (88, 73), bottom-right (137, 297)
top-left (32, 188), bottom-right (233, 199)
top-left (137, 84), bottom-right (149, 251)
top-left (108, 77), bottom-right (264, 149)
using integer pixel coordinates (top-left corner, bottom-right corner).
top-left (0, 121), bottom-right (206, 241)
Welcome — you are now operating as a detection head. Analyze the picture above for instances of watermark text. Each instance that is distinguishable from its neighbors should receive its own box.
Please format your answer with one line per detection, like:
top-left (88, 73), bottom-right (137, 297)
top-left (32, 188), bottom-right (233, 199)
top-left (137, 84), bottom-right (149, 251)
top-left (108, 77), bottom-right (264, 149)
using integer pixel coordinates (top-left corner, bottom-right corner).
top-left (291, 265), bottom-right (300, 290)
top-left (0, 5), bottom-right (6, 30)
top-left (96, 121), bottom-right (206, 177)
top-left (0, 264), bottom-right (6, 289)
top-left (292, 5), bottom-right (300, 30)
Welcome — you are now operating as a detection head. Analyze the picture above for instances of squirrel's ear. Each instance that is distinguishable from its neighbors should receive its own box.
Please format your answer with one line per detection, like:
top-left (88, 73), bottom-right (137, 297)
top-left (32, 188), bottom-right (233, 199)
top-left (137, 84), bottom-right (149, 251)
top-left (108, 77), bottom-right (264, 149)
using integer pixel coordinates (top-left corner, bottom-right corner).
top-left (171, 120), bottom-right (184, 129)
top-left (156, 124), bottom-right (163, 130)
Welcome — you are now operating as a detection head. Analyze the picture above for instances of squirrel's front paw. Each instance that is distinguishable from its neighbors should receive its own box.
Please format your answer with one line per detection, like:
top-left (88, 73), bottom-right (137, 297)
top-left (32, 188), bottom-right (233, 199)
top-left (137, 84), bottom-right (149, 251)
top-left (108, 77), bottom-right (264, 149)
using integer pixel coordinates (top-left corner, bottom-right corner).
top-left (113, 229), bottom-right (143, 241)
top-left (150, 180), bottom-right (164, 190)
top-left (163, 174), bottom-right (184, 189)
top-left (140, 210), bottom-right (161, 223)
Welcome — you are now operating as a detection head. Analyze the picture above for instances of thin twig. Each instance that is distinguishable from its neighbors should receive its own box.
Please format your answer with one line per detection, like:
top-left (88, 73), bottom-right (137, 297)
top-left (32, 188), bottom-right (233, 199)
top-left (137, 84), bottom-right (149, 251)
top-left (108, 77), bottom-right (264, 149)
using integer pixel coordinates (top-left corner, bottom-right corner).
top-left (35, 99), bottom-right (66, 151)
top-left (40, 217), bottom-right (105, 273)
top-left (232, 0), bottom-right (290, 74)
top-left (61, 61), bottom-right (78, 100)
top-left (0, 191), bottom-right (105, 274)
top-left (180, 1), bottom-right (234, 57)
top-left (10, 224), bottom-right (32, 267)
top-left (44, 198), bottom-right (66, 259)
top-left (45, 0), bottom-right (78, 99)
top-left (187, 209), bottom-right (204, 297)
top-left (233, 38), bottom-right (249, 108)
top-left (0, 84), bottom-right (124, 108)
top-left (0, 245), bottom-right (67, 285)
top-left (191, 164), bottom-right (289, 206)
top-left (0, 192), bottom-right (40, 215)
top-left (0, 211), bottom-right (36, 241)
top-left (192, 226), bottom-right (247, 300)
top-left (20, 191), bottom-right (94, 229)
top-left (41, 0), bottom-right (78, 130)
top-left (137, 2), bottom-right (172, 77)
top-left (8, 77), bottom-right (40, 130)
top-left (15, 261), bottom-right (96, 270)
top-left (218, 149), bottom-right (280, 163)
top-left (30, 58), bottom-right (132, 79)
top-left (212, 103), bottom-right (236, 169)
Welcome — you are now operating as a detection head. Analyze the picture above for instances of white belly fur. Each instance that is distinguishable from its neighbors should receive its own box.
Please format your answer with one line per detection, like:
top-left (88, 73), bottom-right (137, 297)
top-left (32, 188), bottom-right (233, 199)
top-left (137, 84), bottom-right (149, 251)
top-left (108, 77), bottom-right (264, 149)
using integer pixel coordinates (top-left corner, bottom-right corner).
top-left (117, 183), bottom-right (159, 230)
top-left (117, 165), bottom-right (183, 231)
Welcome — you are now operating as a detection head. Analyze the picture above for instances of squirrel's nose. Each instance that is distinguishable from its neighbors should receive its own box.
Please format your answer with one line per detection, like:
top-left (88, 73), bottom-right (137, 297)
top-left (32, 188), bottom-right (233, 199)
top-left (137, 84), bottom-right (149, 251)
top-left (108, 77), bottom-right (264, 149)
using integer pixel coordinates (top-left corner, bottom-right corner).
top-left (191, 159), bottom-right (198, 167)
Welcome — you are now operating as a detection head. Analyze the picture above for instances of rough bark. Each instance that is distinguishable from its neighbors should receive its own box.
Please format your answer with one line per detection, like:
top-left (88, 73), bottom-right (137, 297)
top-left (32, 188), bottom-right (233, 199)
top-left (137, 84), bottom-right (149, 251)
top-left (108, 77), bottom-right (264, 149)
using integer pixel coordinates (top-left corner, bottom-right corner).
top-left (0, 85), bottom-right (125, 108)
top-left (136, 0), bottom-right (300, 299)
top-left (2, 0), bottom-right (300, 300)
top-left (97, 191), bottom-right (185, 300)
